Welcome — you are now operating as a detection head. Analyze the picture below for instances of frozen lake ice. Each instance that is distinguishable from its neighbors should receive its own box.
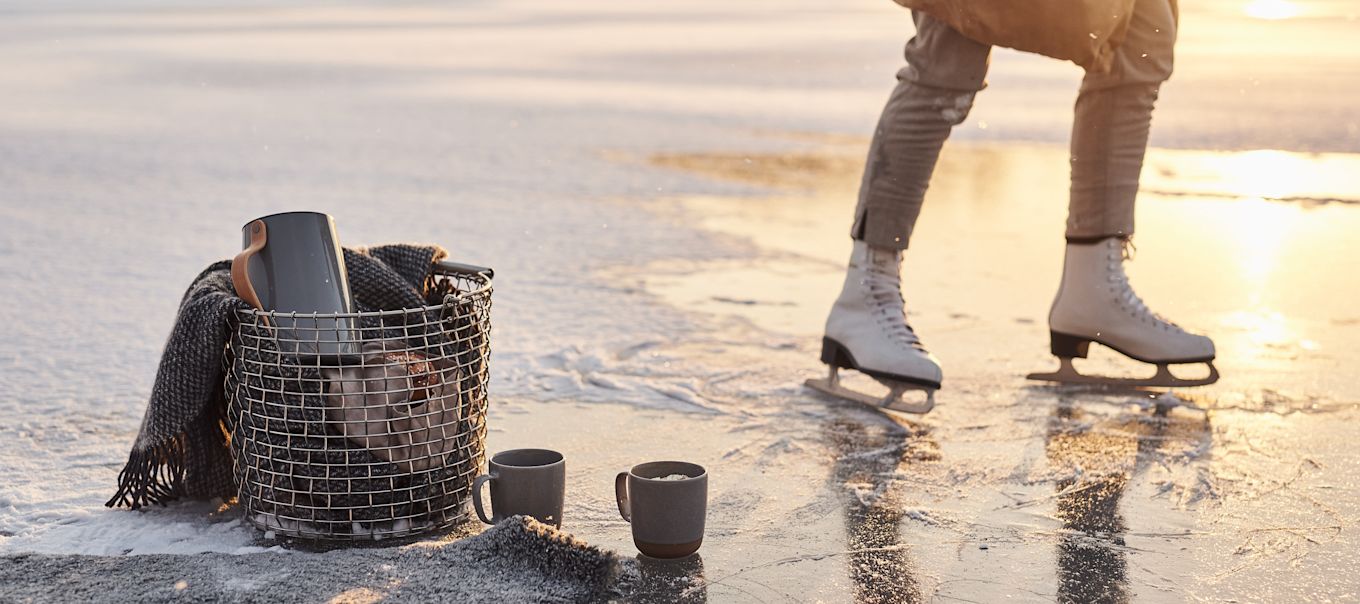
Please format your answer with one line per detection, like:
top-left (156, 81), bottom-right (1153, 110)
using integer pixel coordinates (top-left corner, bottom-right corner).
top-left (1, 0), bottom-right (1358, 600)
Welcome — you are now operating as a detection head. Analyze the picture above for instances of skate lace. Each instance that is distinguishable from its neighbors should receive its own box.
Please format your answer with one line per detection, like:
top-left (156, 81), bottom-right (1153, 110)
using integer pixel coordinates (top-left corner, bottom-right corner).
top-left (864, 257), bottom-right (927, 352)
top-left (1108, 239), bottom-right (1184, 333)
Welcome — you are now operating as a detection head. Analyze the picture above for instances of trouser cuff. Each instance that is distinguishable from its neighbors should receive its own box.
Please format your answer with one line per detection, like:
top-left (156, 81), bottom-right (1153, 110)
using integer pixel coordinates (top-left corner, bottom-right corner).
top-left (852, 205), bottom-right (914, 250)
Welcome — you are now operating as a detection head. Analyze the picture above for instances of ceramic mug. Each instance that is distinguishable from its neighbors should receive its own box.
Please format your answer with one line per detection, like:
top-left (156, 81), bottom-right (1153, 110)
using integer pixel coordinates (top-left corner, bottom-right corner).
top-left (615, 461), bottom-right (707, 558)
top-left (473, 449), bottom-right (566, 528)
top-left (231, 211), bottom-right (358, 360)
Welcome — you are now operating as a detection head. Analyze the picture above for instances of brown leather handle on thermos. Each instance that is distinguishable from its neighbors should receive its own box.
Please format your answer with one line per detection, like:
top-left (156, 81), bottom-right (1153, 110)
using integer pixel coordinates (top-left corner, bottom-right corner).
top-left (231, 219), bottom-right (268, 310)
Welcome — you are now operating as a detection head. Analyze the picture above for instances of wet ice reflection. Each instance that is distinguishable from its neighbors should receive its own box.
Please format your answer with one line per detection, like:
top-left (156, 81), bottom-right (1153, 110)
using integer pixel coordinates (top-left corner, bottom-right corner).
top-left (824, 413), bottom-right (937, 603)
top-left (1048, 404), bottom-right (1134, 603)
top-left (629, 141), bottom-right (1360, 599)
top-left (630, 554), bottom-right (707, 603)
top-left (1045, 397), bottom-right (1214, 602)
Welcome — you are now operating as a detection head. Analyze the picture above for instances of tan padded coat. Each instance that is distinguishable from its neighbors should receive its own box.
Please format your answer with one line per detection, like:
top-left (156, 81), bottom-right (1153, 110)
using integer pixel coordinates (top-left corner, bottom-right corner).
top-left (890, 0), bottom-right (1173, 72)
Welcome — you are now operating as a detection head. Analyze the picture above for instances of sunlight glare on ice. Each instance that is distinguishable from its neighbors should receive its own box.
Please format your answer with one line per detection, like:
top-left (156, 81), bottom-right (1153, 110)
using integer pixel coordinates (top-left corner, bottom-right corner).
top-left (1244, 0), bottom-right (1300, 19)
top-left (1222, 149), bottom-right (1308, 200)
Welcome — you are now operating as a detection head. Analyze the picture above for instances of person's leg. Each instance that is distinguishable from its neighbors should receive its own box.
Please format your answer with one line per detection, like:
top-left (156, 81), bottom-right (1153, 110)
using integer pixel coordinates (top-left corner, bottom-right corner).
top-left (1040, 0), bottom-right (1218, 387)
top-left (818, 14), bottom-right (992, 400)
top-left (1067, 0), bottom-right (1177, 240)
top-left (850, 11), bottom-right (992, 250)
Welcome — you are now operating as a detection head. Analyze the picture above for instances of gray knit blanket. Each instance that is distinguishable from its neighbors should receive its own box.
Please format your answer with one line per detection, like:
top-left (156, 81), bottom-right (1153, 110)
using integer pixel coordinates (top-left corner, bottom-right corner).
top-left (107, 244), bottom-right (450, 510)
top-left (1, 517), bottom-right (634, 603)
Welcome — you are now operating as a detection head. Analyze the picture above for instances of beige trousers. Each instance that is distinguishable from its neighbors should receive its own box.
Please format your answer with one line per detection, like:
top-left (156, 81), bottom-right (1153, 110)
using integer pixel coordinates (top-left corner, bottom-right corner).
top-left (851, 0), bottom-right (1178, 249)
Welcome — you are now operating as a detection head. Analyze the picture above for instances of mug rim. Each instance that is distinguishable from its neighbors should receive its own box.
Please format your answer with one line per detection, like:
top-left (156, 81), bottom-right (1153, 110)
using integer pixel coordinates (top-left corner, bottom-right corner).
top-left (629, 460), bottom-right (706, 481)
top-left (491, 448), bottom-right (565, 468)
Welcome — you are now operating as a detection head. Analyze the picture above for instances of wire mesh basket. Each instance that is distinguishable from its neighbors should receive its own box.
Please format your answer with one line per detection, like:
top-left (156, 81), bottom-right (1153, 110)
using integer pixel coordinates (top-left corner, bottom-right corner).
top-left (224, 260), bottom-right (492, 541)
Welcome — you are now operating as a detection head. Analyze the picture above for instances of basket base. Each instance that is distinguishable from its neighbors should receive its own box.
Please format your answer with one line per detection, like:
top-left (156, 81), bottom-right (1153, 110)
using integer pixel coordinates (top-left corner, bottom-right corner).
top-left (248, 508), bottom-right (469, 542)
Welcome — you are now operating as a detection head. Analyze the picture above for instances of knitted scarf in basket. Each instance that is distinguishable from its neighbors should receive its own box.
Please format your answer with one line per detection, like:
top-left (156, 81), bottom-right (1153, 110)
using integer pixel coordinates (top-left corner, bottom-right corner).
top-left (106, 244), bottom-right (448, 510)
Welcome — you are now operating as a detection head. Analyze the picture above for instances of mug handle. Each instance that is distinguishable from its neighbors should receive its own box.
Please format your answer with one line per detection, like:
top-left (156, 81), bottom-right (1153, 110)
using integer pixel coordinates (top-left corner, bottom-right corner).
top-left (615, 472), bottom-right (631, 522)
top-left (231, 219), bottom-right (268, 311)
top-left (472, 474), bottom-right (496, 524)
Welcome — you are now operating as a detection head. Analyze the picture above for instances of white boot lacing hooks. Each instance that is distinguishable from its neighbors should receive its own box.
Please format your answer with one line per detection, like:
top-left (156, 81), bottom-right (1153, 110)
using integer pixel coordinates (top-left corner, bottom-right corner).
top-left (1107, 238), bottom-right (1186, 334)
top-left (863, 260), bottom-right (929, 355)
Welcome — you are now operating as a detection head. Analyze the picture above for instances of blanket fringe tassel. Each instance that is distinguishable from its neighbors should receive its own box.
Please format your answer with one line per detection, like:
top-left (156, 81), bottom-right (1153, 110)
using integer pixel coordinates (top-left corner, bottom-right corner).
top-left (105, 435), bottom-right (187, 510)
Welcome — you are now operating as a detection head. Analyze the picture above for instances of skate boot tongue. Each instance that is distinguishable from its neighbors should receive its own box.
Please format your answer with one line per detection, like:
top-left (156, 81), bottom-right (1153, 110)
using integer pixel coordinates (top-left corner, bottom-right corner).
top-left (863, 246), bottom-right (900, 276)
top-left (853, 244), bottom-right (920, 350)
top-left (1108, 238), bottom-right (1183, 332)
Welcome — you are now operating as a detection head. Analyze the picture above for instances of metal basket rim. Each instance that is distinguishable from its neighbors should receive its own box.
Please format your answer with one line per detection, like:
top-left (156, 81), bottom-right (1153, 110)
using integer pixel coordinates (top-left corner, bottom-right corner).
top-left (231, 271), bottom-right (491, 322)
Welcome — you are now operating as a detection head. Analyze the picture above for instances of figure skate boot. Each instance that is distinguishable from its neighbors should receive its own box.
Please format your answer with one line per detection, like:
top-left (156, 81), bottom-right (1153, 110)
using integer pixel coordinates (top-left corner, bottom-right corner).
top-left (807, 240), bottom-right (941, 413)
top-left (1028, 237), bottom-right (1218, 388)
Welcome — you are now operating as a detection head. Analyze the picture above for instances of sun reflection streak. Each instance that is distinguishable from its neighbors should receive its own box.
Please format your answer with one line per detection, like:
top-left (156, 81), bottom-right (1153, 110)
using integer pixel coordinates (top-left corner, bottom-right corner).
top-left (1184, 151), bottom-right (1307, 300)
top-left (1215, 198), bottom-right (1301, 297)
top-left (1219, 150), bottom-right (1308, 201)
top-left (1244, 0), bottom-right (1300, 19)
top-left (1198, 155), bottom-right (1313, 368)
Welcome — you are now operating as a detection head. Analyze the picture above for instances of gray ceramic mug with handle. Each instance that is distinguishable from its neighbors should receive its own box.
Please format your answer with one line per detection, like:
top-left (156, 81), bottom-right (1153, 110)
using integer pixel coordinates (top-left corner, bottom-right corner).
top-left (615, 461), bottom-right (707, 558)
top-left (473, 449), bottom-right (566, 528)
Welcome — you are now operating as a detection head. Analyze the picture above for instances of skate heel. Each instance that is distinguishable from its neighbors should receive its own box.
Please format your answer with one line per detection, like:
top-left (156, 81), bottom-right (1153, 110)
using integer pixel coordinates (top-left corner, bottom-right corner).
top-left (820, 337), bottom-right (856, 369)
top-left (1049, 331), bottom-right (1092, 359)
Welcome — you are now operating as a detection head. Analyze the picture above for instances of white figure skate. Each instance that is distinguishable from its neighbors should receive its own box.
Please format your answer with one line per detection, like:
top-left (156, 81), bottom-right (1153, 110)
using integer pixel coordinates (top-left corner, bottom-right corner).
top-left (806, 241), bottom-right (941, 414)
top-left (1028, 238), bottom-right (1219, 388)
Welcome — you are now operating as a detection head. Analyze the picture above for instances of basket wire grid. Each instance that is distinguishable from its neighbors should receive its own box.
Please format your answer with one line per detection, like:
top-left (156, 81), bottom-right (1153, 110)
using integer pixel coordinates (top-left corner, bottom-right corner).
top-left (224, 264), bottom-right (491, 541)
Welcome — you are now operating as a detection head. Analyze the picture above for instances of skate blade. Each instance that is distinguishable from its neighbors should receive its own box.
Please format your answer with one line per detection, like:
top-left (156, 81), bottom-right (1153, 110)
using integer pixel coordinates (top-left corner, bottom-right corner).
top-left (804, 377), bottom-right (936, 415)
top-left (1026, 357), bottom-right (1220, 389)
